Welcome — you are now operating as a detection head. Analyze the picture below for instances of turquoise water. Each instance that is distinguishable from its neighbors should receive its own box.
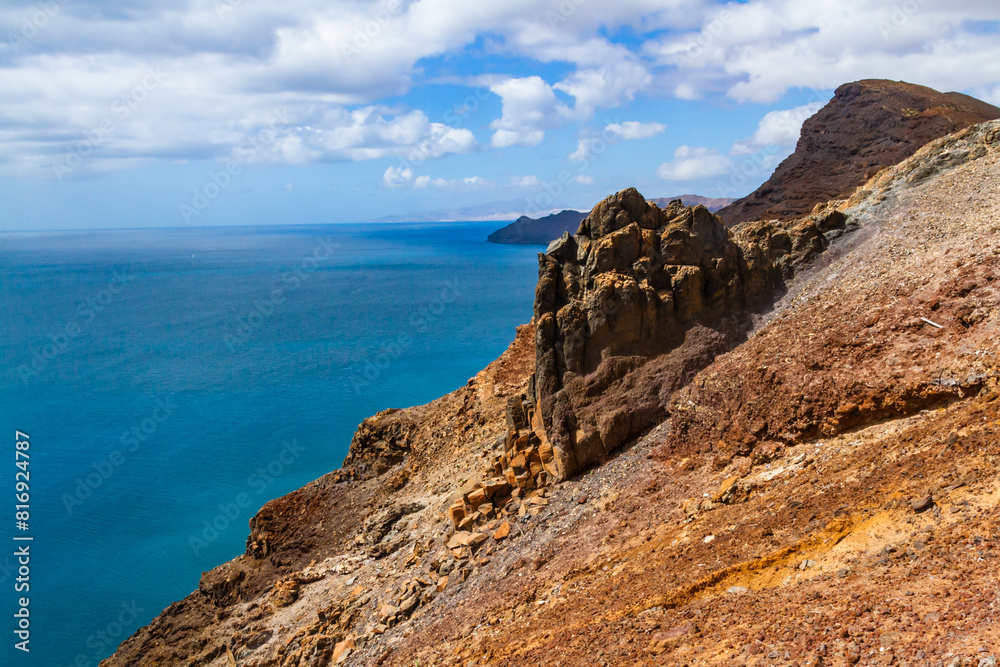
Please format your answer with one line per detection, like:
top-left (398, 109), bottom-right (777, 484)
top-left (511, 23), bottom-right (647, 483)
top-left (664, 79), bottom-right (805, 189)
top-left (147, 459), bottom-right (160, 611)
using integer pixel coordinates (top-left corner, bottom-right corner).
top-left (0, 222), bottom-right (540, 666)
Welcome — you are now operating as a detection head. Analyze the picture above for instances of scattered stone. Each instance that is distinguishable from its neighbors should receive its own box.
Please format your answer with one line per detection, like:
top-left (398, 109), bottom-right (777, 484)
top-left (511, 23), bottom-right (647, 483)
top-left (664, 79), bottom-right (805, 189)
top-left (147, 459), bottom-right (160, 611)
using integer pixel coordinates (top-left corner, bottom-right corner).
top-left (726, 586), bottom-right (748, 594)
top-left (577, 495), bottom-right (589, 504)
top-left (269, 577), bottom-right (302, 607)
top-left (912, 494), bottom-right (934, 513)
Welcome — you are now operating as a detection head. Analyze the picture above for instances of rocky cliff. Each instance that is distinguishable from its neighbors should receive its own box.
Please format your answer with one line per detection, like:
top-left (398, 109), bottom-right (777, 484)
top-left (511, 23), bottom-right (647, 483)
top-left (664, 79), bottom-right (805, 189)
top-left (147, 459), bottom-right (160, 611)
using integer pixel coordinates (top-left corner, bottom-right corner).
top-left (530, 190), bottom-right (849, 479)
top-left (716, 79), bottom-right (1000, 225)
top-left (105, 120), bottom-right (1000, 667)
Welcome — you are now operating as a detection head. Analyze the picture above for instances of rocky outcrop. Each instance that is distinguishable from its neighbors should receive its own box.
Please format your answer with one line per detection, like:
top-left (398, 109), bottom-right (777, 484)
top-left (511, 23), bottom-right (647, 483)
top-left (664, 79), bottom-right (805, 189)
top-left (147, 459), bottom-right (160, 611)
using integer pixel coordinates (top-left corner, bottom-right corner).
top-left (488, 197), bottom-right (735, 245)
top-left (530, 188), bottom-right (851, 478)
top-left (647, 195), bottom-right (734, 212)
top-left (716, 79), bottom-right (1000, 225)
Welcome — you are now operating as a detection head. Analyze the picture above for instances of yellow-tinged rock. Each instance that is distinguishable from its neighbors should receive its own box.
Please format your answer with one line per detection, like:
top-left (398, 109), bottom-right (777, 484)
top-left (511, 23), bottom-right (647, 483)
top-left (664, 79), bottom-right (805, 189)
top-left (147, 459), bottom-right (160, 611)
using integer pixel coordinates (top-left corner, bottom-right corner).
top-left (333, 637), bottom-right (355, 664)
top-left (493, 521), bottom-right (511, 540)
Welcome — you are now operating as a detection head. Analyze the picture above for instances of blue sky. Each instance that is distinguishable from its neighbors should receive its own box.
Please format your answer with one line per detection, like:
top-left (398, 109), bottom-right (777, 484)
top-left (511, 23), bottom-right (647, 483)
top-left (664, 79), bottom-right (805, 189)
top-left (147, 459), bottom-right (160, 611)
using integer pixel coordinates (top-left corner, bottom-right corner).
top-left (1, 0), bottom-right (999, 230)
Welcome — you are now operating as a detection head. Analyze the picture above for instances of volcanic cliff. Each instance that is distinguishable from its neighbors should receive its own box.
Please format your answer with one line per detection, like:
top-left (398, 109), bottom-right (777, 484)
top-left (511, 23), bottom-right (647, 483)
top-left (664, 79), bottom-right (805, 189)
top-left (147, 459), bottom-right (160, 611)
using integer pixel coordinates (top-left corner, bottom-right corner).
top-left (716, 79), bottom-right (1000, 225)
top-left (104, 112), bottom-right (1000, 666)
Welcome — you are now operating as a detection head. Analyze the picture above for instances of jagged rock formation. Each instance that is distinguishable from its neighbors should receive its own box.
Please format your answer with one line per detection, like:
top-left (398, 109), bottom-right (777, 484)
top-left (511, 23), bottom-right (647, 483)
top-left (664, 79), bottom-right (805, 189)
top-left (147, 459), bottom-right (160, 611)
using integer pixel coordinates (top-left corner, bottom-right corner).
top-left (647, 195), bottom-right (734, 212)
top-left (530, 188), bottom-right (850, 478)
top-left (487, 197), bottom-right (734, 245)
top-left (716, 79), bottom-right (1000, 225)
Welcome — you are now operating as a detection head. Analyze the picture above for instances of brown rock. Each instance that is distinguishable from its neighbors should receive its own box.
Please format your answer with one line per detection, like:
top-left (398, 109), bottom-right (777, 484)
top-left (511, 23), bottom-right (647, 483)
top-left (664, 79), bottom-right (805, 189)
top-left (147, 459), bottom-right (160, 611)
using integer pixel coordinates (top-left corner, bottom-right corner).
top-left (332, 637), bottom-right (355, 664)
top-left (482, 478), bottom-right (510, 499)
top-left (466, 487), bottom-right (487, 509)
top-left (493, 521), bottom-right (511, 540)
top-left (713, 476), bottom-right (740, 504)
top-left (912, 494), bottom-right (934, 513)
top-left (448, 501), bottom-right (467, 527)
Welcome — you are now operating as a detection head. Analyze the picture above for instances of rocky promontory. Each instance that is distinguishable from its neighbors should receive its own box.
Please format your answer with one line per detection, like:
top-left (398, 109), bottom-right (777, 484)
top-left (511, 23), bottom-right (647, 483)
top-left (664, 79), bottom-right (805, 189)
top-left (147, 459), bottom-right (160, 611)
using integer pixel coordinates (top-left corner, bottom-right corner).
top-left (716, 79), bottom-right (1000, 225)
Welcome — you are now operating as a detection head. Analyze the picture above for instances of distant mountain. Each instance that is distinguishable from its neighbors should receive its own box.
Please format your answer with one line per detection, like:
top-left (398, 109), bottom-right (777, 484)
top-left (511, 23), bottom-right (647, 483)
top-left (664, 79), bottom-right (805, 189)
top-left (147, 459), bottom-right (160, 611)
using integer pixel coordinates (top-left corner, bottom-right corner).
top-left (487, 195), bottom-right (734, 245)
top-left (716, 79), bottom-right (1000, 225)
top-left (487, 209), bottom-right (590, 245)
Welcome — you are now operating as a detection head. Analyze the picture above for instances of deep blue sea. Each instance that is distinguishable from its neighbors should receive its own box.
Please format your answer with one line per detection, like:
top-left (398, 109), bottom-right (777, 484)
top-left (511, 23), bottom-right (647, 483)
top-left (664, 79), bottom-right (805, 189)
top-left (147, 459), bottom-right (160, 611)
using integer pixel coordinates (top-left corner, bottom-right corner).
top-left (0, 222), bottom-right (540, 666)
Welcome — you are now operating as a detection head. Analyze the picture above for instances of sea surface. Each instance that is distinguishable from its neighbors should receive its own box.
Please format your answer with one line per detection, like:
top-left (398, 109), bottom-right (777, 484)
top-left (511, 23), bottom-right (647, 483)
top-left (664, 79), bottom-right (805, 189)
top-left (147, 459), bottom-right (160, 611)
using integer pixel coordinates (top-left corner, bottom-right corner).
top-left (0, 222), bottom-right (540, 666)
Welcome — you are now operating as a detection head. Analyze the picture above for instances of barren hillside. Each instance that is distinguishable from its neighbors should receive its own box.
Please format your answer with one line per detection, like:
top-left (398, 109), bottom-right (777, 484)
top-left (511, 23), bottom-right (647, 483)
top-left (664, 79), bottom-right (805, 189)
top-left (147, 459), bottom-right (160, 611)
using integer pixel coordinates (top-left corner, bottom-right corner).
top-left (105, 121), bottom-right (1000, 667)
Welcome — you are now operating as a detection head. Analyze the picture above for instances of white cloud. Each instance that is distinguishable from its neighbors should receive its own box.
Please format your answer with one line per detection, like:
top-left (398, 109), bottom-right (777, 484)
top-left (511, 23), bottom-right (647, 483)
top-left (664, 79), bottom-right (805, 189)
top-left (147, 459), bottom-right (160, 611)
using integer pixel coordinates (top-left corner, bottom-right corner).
top-left (656, 145), bottom-right (732, 180)
top-left (383, 168), bottom-right (488, 189)
top-left (574, 174), bottom-right (594, 185)
top-left (568, 120), bottom-right (666, 161)
top-left (511, 175), bottom-right (541, 186)
top-left (605, 121), bottom-right (666, 140)
top-left (749, 102), bottom-right (824, 146)
top-left (383, 165), bottom-right (414, 188)
top-left (489, 76), bottom-right (568, 148)
top-left (728, 101), bottom-right (826, 156)
top-left (673, 83), bottom-right (699, 100)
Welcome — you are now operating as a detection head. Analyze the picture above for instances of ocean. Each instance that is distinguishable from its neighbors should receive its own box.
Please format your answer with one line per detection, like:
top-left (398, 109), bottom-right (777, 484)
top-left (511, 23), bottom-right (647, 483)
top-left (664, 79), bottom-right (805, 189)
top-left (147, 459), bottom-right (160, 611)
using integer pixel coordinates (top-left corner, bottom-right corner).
top-left (0, 222), bottom-right (540, 666)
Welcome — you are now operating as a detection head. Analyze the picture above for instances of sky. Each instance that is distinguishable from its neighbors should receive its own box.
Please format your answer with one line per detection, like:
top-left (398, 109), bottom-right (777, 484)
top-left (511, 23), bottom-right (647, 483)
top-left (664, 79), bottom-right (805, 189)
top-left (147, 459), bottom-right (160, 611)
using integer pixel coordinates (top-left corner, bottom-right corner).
top-left (1, 0), bottom-right (1000, 230)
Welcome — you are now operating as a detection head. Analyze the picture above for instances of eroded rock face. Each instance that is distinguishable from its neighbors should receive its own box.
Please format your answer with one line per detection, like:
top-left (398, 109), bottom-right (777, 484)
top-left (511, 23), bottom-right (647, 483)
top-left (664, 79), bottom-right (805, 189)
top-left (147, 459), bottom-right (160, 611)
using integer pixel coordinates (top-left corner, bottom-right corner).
top-left (532, 188), bottom-right (850, 477)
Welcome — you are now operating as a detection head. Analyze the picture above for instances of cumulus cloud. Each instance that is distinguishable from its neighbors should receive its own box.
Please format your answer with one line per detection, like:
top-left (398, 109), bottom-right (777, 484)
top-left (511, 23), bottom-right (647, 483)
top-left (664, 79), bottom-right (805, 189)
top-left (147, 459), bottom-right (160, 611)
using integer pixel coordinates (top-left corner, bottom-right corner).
top-left (510, 175), bottom-right (540, 186)
top-left (729, 101), bottom-right (825, 155)
top-left (656, 145), bottom-right (732, 180)
top-left (489, 76), bottom-right (568, 148)
top-left (604, 121), bottom-right (666, 140)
